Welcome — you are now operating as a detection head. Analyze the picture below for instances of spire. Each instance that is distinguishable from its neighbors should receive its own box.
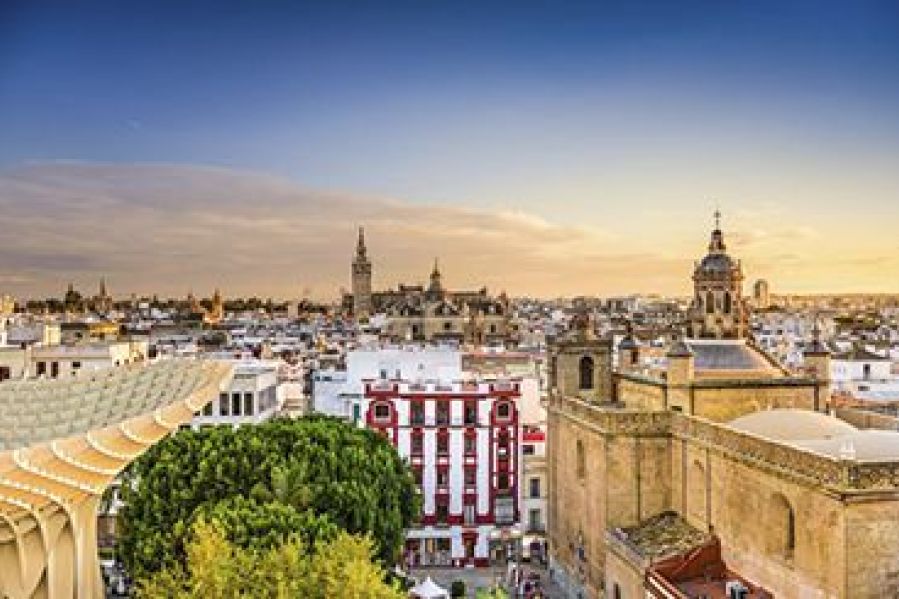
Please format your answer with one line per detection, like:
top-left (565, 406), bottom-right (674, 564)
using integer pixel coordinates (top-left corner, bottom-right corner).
top-left (431, 257), bottom-right (440, 278)
top-left (356, 226), bottom-right (367, 260)
top-left (708, 209), bottom-right (726, 253)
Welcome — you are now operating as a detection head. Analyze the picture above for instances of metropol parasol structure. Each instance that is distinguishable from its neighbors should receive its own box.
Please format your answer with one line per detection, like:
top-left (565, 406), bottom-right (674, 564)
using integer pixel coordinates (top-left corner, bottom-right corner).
top-left (0, 359), bottom-right (233, 598)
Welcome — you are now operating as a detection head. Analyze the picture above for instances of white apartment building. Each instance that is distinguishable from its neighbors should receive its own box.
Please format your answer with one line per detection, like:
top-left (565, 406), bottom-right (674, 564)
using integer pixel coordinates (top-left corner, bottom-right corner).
top-left (192, 361), bottom-right (281, 428)
top-left (363, 378), bottom-right (523, 568)
top-left (829, 346), bottom-right (899, 401)
top-left (31, 341), bottom-right (149, 379)
top-left (521, 425), bottom-right (547, 561)
top-left (313, 346), bottom-right (462, 422)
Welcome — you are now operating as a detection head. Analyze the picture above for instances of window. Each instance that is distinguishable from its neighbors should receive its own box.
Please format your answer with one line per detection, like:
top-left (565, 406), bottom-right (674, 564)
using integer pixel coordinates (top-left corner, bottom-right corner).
top-left (232, 392), bottom-right (242, 416)
top-left (863, 364), bottom-right (872, 380)
top-left (437, 433), bottom-right (449, 455)
top-left (72, 361), bottom-right (81, 369)
top-left (435, 504), bottom-right (449, 525)
top-left (464, 434), bottom-right (477, 455)
top-left (529, 477), bottom-right (541, 498)
top-left (220, 393), bottom-right (230, 416)
top-left (578, 356), bottom-right (594, 390)
top-left (36, 361), bottom-right (46, 377)
top-left (464, 504), bottom-right (476, 526)
top-left (443, 321), bottom-right (452, 331)
top-left (0, 366), bottom-right (9, 382)
top-left (410, 402), bottom-right (425, 425)
top-left (413, 467), bottom-right (423, 486)
top-left (411, 432), bottom-right (424, 455)
top-left (436, 468), bottom-right (449, 486)
top-left (379, 368), bottom-right (388, 379)
top-left (202, 401), bottom-right (213, 416)
top-left (373, 403), bottom-right (391, 422)
top-left (244, 392), bottom-right (254, 416)
top-left (523, 444), bottom-right (535, 456)
top-left (50, 361), bottom-right (59, 378)
top-left (464, 401), bottom-right (477, 425)
top-left (769, 493), bottom-right (796, 560)
top-left (436, 538), bottom-right (451, 552)
top-left (496, 401), bottom-right (511, 419)
top-left (529, 508), bottom-right (542, 531)
top-left (436, 401), bottom-right (449, 425)
top-left (723, 291), bottom-right (732, 314)
top-left (706, 291), bottom-right (714, 314)
top-left (464, 467), bottom-right (477, 486)
top-left (497, 431), bottom-right (509, 458)
top-left (497, 472), bottom-right (510, 491)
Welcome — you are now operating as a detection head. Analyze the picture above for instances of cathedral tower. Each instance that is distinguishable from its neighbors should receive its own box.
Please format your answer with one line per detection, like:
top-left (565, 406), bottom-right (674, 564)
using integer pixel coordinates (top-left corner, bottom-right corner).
top-left (688, 211), bottom-right (748, 339)
top-left (351, 227), bottom-right (373, 318)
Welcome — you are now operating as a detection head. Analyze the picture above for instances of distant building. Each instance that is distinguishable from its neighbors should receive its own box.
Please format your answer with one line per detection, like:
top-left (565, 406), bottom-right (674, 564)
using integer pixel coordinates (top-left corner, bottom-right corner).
top-left (313, 346), bottom-right (463, 422)
top-left (362, 377), bottom-right (522, 568)
top-left (0, 294), bottom-right (15, 316)
top-left (343, 229), bottom-right (513, 344)
top-left (193, 360), bottom-right (281, 427)
top-left (31, 340), bottom-right (149, 379)
top-left (753, 278), bottom-right (771, 310)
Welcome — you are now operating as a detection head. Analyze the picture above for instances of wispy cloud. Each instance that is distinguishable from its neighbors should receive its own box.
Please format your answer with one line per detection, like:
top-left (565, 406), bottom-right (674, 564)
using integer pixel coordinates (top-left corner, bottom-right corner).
top-left (0, 162), bottom-right (895, 299)
top-left (0, 162), bottom-right (687, 299)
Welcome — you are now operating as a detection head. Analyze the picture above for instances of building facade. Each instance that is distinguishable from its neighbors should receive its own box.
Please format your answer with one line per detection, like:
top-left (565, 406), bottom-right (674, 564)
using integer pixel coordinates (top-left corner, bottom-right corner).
top-left (363, 378), bottom-right (522, 567)
top-left (193, 361), bottom-right (281, 427)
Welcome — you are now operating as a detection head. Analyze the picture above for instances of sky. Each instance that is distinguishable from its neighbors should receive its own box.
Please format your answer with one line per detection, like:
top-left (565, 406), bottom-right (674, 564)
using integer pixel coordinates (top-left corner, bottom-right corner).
top-left (1, 0), bottom-right (898, 299)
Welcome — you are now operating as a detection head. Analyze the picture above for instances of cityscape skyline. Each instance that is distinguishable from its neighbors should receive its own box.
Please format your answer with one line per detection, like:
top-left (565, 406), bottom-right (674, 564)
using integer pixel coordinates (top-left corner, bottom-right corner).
top-left (1, 160), bottom-right (898, 299)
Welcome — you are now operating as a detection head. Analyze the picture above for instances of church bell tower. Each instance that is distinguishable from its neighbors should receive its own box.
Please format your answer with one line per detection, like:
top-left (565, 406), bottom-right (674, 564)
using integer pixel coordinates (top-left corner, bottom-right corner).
top-left (688, 211), bottom-right (748, 339)
top-left (351, 227), bottom-right (373, 319)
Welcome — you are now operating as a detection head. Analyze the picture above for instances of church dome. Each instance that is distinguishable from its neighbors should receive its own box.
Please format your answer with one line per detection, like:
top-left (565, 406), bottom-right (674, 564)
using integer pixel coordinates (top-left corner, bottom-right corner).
top-left (728, 409), bottom-right (857, 441)
top-left (696, 252), bottom-right (736, 275)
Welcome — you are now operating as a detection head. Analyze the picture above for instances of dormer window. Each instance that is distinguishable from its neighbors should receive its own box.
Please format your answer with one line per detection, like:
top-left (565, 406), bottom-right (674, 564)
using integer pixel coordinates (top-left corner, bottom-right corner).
top-left (496, 401), bottom-right (511, 420)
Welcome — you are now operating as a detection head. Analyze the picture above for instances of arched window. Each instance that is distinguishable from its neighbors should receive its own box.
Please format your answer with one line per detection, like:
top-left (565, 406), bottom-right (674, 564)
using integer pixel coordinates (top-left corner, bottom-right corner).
top-left (769, 493), bottom-right (796, 559)
top-left (576, 439), bottom-right (586, 480)
top-left (706, 291), bottom-right (715, 314)
top-left (579, 356), bottom-right (594, 390)
top-left (723, 291), bottom-right (732, 314)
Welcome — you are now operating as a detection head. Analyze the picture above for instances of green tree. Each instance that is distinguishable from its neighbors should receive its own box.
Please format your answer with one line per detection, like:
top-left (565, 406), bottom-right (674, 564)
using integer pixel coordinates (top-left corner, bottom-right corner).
top-left (118, 416), bottom-right (420, 580)
top-left (136, 519), bottom-right (405, 599)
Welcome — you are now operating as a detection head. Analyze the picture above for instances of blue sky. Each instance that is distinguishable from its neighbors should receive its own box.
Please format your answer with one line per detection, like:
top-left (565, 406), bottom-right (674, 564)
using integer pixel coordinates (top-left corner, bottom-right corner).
top-left (1, 1), bottom-right (898, 296)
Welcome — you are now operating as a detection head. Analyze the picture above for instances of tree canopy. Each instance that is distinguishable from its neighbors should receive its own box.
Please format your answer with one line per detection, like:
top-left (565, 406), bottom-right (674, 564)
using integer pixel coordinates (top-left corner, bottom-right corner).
top-left (118, 416), bottom-right (420, 580)
top-left (137, 518), bottom-right (405, 599)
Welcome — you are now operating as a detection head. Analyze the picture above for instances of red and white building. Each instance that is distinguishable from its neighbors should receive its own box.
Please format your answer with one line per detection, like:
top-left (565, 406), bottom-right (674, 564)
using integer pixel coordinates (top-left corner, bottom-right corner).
top-left (363, 377), bottom-right (522, 567)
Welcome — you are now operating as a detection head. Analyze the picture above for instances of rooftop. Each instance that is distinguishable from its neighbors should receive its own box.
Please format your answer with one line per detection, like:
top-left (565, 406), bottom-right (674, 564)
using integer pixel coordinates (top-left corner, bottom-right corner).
top-left (0, 359), bottom-right (230, 450)
top-left (685, 339), bottom-right (779, 372)
top-left (617, 511), bottom-right (710, 559)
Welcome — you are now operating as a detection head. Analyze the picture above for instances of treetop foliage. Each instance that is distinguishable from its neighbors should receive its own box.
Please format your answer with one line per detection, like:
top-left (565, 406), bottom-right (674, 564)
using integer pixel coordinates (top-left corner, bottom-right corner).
top-left (118, 416), bottom-right (420, 580)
